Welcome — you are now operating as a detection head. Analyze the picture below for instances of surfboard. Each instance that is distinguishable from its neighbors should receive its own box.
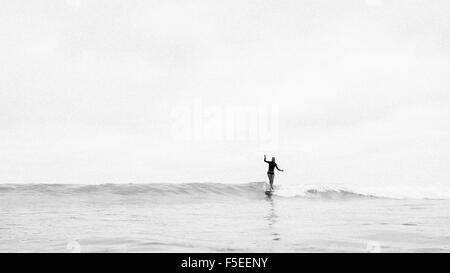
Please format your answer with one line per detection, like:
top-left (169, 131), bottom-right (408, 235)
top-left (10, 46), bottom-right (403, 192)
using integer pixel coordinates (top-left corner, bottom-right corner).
top-left (264, 182), bottom-right (273, 196)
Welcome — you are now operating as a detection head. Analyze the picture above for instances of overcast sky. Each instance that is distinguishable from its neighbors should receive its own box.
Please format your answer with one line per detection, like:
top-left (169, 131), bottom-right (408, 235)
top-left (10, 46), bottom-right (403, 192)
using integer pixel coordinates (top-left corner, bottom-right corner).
top-left (0, 0), bottom-right (449, 187)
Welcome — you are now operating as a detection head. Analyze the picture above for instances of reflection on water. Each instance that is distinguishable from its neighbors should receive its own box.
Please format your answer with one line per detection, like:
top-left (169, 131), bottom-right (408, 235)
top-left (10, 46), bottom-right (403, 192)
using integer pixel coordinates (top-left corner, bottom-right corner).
top-left (265, 196), bottom-right (280, 241)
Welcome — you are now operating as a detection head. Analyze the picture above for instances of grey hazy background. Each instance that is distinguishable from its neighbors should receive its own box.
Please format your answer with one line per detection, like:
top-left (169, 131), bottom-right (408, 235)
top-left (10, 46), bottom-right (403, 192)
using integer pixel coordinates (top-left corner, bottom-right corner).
top-left (0, 0), bottom-right (449, 189)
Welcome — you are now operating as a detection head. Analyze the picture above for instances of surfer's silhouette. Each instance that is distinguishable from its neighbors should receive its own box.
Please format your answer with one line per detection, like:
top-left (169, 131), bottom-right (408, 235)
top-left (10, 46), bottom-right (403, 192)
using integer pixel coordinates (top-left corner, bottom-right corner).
top-left (264, 155), bottom-right (284, 190)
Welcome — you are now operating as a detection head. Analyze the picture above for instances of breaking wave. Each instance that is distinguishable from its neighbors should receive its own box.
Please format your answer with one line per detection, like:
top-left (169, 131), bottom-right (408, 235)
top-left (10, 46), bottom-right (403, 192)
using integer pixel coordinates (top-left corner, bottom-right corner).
top-left (1, 182), bottom-right (448, 200)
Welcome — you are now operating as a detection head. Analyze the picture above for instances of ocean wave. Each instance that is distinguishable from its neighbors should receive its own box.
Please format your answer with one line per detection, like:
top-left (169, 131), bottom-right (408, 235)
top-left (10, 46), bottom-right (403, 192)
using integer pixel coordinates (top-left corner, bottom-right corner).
top-left (272, 184), bottom-right (379, 199)
top-left (0, 182), bottom-right (448, 200)
top-left (0, 182), bottom-right (263, 197)
top-left (273, 183), bottom-right (450, 200)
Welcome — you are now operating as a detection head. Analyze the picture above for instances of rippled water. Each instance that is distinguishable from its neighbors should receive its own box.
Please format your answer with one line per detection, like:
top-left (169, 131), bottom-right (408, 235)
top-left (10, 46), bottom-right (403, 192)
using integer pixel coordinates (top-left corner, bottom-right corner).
top-left (1, 182), bottom-right (449, 252)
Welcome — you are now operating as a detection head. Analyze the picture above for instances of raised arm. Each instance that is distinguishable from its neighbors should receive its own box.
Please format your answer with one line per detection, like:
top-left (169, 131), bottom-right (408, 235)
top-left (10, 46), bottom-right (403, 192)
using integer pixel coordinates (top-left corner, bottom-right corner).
top-left (264, 155), bottom-right (270, 163)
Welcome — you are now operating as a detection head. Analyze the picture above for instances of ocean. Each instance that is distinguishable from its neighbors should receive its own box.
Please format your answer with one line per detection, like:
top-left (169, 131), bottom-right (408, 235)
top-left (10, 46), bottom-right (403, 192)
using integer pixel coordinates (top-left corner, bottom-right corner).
top-left (1, 182), bottom-right (449, 253)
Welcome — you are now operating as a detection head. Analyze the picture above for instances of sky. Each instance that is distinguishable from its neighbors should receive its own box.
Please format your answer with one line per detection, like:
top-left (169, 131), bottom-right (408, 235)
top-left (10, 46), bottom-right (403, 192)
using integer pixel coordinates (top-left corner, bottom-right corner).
top-left (0, 0), bottom-right (449, 187)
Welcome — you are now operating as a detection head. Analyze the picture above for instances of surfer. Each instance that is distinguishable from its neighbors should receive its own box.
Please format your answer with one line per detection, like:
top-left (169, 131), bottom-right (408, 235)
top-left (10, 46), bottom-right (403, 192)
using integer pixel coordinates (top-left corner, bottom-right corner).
top-left (264, 155), bottom-right (284, 190)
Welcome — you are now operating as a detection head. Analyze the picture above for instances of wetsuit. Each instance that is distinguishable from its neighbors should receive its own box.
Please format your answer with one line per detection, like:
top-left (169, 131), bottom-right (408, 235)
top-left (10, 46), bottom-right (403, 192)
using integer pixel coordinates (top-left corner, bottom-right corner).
top-left (266, 162), bottom-right (277, 174)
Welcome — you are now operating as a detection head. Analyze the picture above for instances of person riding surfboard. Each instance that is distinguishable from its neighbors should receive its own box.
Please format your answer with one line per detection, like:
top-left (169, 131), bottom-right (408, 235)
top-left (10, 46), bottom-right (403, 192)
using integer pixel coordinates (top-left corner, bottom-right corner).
top-left (264, 155), bottom-right (284, 190)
